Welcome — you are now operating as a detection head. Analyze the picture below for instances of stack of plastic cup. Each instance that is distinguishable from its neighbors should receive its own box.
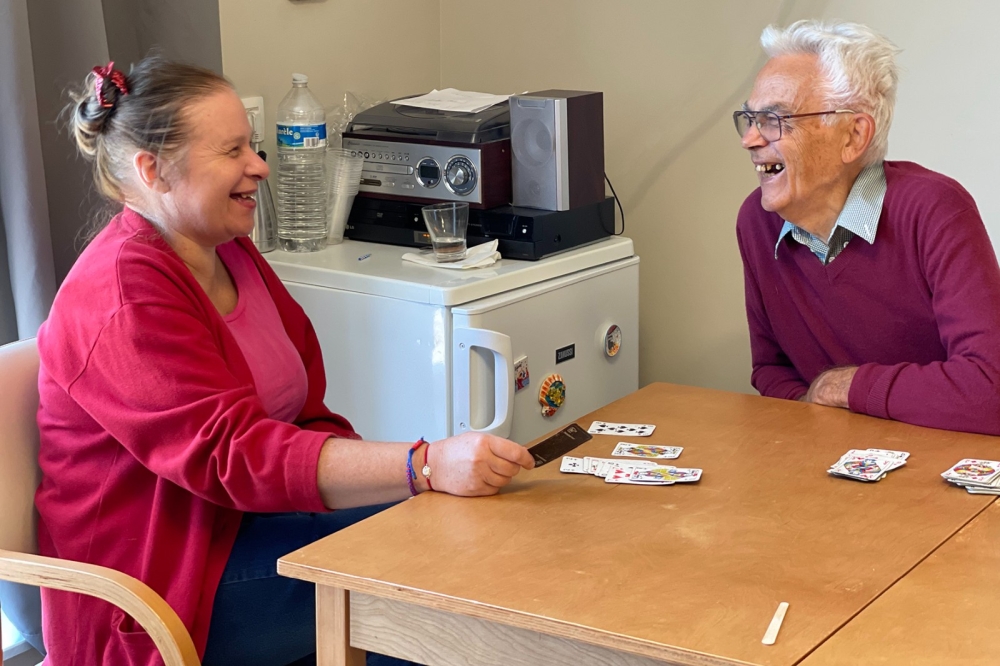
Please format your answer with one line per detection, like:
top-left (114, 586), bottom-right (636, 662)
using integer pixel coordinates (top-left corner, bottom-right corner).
top-left (326, 148), bottom-right (365, 244)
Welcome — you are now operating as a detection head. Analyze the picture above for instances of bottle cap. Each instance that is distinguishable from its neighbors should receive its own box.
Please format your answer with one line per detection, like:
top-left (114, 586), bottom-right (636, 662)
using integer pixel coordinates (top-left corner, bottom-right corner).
top-left (292, 73), bottom-right (308, 84)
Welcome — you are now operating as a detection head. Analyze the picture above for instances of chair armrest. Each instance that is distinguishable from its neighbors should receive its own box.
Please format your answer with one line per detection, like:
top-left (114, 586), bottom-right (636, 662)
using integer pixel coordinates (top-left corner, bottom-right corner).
top-left (0, 549), bottom-right (199, 665)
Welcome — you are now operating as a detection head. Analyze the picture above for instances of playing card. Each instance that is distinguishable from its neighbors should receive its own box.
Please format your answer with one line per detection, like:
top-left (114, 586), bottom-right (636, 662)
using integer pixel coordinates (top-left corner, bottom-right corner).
top-left (965, 486), bottom-right (1000, 495)
top-left (941, 459), bottom-right (1000, 485)
top-left (587, 421), bottom-right (656, 437)
top-left (611, 442), bottom-right (682, 459)
top-left (865, 448), bottom-right (909, 461)
top-left (527, 423), bottom-right (593, 466)
top-left (605, 464), bottom-right (676, 485)
top-left (631, 466), bottom-right (702, 484)
top-left (605, 465), bottom-right (641, 483)
top-left (835, 449), bottom-right (906, 470)
top-left (559, 456), bottom-right (587, 474)
top-left (828, 453), bottom-right (896, 482)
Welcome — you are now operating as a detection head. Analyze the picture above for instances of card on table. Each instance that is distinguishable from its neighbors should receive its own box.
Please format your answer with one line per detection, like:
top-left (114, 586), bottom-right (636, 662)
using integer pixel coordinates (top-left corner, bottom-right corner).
top-left (828, 455), bottom-right (894, 482)
top-left (828, 449), bottom-right (907, 482)
top-left (611, 442), bottom-right (682, 459)
top-left (941, 459), bottom-right (1000, 485)
top-left (587, 421), bottom-right (656, 437)
top-left (559, 456), bottom-right (587, 474)
top-left (527, 423), bottom-right (593, 466)
top-left (631, 466), bottom-right (703, 484)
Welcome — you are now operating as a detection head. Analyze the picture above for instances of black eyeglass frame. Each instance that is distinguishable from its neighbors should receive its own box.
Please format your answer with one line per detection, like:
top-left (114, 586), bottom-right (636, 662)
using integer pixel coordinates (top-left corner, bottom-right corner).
top-left (733, 109), bottom-right (856, 141)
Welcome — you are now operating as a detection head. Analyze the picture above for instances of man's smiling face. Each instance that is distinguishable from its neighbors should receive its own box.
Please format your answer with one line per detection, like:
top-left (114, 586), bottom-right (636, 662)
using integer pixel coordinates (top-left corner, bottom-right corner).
top-left (742, 53), bottom-right (854, 227)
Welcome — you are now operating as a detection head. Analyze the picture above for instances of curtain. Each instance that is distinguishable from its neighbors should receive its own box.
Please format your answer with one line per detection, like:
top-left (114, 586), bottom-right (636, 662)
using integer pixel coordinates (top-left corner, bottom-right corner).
top-left (0, 0), bottom-right (222, 346)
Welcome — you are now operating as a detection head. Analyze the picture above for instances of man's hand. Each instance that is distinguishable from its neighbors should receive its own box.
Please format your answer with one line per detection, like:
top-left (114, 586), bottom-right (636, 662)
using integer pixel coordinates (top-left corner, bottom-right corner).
top-left (801, 366), bottom-right (858, 408)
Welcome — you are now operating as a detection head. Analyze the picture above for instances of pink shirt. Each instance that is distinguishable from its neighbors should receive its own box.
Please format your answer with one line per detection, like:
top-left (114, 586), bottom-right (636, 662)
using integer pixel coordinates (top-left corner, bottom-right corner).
top-left (217, 241), bottom-right (308, 423)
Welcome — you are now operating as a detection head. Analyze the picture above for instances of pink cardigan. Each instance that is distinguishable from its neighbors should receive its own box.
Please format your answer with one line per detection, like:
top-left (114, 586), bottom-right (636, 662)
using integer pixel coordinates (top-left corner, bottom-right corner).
top-left (35, 208), bottom-right (357, 665)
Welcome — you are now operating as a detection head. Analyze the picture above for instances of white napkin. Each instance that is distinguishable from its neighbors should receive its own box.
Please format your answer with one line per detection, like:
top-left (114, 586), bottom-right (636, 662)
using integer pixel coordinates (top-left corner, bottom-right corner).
top-left (402, 240), bottom-right (501, 270)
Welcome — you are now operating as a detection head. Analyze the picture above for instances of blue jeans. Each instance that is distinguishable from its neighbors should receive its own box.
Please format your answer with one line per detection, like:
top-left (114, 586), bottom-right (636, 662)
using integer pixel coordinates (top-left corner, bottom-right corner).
top-left (202, 506), bottom-right (416, 666)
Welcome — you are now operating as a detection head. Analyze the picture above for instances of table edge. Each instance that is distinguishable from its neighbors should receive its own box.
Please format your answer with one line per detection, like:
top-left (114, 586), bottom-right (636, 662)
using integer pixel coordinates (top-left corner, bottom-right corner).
top-left (277, 559), bottom-right (761, 666)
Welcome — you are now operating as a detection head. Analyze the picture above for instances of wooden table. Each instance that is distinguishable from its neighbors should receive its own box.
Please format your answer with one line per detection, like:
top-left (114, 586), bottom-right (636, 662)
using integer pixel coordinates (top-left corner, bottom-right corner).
top-left (801, 500), bottom-right (1000, 665)
top-left (278, 383), bottom-right (999, 666)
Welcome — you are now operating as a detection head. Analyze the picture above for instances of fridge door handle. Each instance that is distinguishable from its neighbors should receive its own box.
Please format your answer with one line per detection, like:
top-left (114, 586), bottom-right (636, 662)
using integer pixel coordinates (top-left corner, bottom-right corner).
top-left (453, 327), bottom-right (514, 439)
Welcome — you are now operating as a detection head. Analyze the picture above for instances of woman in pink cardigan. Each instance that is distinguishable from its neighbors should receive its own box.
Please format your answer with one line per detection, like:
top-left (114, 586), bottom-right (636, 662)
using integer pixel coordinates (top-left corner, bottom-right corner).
top-left (34, 55), bottom-right (534, 666)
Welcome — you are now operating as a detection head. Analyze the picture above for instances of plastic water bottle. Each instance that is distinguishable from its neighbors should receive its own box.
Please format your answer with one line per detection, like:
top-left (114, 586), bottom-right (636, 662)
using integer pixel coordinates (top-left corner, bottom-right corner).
top-left (275, 73), bottom-right (328, 252)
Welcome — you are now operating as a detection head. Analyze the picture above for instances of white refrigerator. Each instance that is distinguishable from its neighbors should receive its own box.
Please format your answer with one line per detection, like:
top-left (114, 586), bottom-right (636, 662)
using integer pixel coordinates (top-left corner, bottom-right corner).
top-left (266, 237), bottom-right (639, 445)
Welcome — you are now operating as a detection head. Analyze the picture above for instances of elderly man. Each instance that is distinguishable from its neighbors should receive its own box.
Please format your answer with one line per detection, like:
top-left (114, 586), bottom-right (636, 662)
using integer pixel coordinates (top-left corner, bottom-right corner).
top-left (734, 20), bottom-right (1000, 435)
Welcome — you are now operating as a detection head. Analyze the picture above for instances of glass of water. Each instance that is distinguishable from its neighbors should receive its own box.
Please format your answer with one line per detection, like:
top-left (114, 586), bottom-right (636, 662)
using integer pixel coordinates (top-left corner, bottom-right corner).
top-left (421, 202), bottom-right (469, 263)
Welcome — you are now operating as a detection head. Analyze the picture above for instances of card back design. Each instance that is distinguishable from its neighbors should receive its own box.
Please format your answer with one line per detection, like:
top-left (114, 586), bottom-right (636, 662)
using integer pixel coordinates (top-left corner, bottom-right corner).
top-left (527, 423), bottom-right (593, 466)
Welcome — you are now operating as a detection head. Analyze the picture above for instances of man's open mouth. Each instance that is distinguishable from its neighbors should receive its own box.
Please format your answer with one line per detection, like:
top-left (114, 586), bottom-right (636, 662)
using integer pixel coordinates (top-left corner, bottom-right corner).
top-left (755, 163), bottom-right (785, 175)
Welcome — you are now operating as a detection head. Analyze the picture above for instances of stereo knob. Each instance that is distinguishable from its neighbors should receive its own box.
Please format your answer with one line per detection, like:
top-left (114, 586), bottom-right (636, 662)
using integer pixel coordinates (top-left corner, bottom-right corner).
top-left (444, 156), bottom-right (477, 196)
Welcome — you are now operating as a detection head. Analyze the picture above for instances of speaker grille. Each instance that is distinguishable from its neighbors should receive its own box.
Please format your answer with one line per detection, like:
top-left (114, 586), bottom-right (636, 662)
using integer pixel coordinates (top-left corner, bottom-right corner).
top-left (512, 118), bottom-right (554, 168)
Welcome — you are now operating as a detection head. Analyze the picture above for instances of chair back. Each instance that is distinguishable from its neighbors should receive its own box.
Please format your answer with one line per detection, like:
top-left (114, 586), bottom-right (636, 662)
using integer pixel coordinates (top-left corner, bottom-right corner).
top-left (0, 338), bottom-right (41, 554)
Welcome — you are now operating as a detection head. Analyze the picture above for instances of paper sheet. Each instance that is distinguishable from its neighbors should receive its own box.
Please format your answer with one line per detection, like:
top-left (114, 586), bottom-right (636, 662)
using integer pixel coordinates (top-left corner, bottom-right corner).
top-left (391, 88), bottom-right (510, 114)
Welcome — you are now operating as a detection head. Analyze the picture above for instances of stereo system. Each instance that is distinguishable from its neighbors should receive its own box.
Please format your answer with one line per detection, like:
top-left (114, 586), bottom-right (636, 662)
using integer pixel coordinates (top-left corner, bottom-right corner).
top-left (342, 90), bottom-right (610, 257)
top-left (343, 100), bottom-right (511, 209)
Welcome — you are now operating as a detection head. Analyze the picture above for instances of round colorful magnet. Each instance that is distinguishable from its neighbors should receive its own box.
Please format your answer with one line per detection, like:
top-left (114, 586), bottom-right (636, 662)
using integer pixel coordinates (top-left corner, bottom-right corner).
top-left (604, 324), bottom-right (622, 357)
top-left (538, 373), bottom-right (566, 417)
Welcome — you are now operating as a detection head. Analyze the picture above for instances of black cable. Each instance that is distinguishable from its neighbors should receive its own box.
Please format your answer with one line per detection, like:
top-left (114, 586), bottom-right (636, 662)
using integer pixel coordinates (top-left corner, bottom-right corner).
top-left (604, 172), bottom-right (625, 235)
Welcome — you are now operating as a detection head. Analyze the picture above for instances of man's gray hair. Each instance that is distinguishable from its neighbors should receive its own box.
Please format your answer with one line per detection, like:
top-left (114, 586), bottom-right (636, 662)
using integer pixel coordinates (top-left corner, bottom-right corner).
top-left (761, 20), bottom-right (900, 165)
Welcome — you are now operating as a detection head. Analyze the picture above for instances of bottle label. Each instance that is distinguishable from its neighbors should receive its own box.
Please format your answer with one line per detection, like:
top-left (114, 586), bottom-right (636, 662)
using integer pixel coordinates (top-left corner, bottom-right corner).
top-left (276, 123), bottom-right (327, 149)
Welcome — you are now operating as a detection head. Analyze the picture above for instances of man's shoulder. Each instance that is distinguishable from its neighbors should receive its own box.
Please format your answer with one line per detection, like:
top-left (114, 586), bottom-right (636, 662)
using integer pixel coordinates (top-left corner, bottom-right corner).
top-left (883, 160), bottom-right (977, 209)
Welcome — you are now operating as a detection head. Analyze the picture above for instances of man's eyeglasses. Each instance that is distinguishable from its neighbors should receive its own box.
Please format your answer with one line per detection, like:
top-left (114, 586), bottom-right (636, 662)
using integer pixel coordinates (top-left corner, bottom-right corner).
top-left (733, 109), bottom-right (855, 142)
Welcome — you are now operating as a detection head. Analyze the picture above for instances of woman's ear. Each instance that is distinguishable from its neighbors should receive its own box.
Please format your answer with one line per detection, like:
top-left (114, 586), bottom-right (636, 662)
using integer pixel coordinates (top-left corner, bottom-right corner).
top-left (132, 150), bottom-right (171, 193)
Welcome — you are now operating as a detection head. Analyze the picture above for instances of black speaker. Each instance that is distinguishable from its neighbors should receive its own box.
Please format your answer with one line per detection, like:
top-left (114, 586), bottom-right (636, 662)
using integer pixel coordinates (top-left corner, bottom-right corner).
top-left (510, 90), bottom-right (605, 211)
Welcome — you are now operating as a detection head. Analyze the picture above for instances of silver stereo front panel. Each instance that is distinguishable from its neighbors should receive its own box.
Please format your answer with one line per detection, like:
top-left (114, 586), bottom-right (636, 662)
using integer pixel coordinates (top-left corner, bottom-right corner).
top-left (343, 137), bottom-right (484, 204)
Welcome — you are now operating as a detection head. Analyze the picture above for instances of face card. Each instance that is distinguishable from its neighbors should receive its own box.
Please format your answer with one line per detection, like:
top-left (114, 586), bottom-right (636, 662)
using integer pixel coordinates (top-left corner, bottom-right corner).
top-left (612, 443), bottom-right (682, 459)
top-left (829, 453), bottom-right (896, 482)
top-left (527, 423), bottom-right (593, 466)
top-left (559, 456), bottom-right (587, 474)
top-left (632, 466), bottom-right (702, 484)
top-left (941, 459), bottom-right (1000, 485)
top-left (587, 421), bottom-right (656, 437)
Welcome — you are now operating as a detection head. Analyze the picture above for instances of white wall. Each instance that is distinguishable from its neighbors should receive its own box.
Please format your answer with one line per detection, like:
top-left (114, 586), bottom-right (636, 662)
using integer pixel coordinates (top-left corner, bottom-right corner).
top-left (220, 0), bottom-right (1000, 395)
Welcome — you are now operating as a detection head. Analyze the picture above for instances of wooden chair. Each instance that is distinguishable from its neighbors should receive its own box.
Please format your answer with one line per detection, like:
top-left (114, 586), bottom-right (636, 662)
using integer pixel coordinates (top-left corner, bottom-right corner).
top-left (0, 338), bottom-right (200, 665)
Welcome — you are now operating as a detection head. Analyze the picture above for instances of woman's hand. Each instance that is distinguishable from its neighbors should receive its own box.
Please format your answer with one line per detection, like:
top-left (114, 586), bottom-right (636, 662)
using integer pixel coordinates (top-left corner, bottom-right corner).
top-left (424, 432), bottom-right (535, 497)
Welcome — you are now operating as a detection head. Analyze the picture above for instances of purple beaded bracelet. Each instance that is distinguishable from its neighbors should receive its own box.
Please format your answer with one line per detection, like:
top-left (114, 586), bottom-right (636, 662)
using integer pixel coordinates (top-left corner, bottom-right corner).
top-left (406, 440), bottom-right (422, 496)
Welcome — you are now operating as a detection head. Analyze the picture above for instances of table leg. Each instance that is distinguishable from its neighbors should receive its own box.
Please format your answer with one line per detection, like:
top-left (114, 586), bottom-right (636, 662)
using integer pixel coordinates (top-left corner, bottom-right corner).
top-left (316, 585), bottom-right (366, 666)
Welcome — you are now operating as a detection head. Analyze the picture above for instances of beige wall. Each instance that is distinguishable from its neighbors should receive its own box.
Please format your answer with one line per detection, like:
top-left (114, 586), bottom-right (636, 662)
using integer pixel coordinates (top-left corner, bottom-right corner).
top-left (220, 0), bottom-right (1000, 396)
top-left (441, 0), bottom-right (830, 393)
top-left (219, 0), bottom-right (440, 160)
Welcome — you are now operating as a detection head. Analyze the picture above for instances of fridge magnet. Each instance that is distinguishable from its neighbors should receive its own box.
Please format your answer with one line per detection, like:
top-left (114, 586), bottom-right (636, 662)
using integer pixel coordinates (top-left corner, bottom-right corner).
top-left (514, 356), bottom-right (530, 392)
top-left (605, 324), bottom-right (622, 358)
top-left (538, 373), bottom-right (566, 417)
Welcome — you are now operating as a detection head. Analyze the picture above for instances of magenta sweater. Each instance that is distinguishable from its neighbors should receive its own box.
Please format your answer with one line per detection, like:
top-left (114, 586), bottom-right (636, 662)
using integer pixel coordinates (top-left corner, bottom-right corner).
top-left (737, 161), bottom-right (1000, 435)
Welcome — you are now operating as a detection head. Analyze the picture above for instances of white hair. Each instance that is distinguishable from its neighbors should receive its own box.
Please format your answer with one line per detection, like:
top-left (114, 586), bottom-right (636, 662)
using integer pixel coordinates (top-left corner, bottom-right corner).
top-left (761, 20), bottom-right (900, 165)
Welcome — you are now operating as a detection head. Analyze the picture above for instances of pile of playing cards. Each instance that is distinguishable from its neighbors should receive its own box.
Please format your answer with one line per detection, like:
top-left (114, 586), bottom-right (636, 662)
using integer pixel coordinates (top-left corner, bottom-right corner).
top-left (559, 442), bottom-right (701, 486)
top-left (827, 448), bottom-right (909, 482)
top-left (941, 459), bottom-right (1000, 494)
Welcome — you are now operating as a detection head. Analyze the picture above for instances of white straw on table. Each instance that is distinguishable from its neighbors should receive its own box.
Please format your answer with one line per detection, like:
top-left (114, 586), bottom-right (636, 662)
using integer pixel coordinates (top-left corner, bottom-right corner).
top-left (761, 602), bottom-right (789, 645)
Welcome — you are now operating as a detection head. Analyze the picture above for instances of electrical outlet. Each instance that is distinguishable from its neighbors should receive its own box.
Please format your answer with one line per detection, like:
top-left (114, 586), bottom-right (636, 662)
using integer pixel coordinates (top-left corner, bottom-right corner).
top-left (241, 95), bottom-right (265, 144)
